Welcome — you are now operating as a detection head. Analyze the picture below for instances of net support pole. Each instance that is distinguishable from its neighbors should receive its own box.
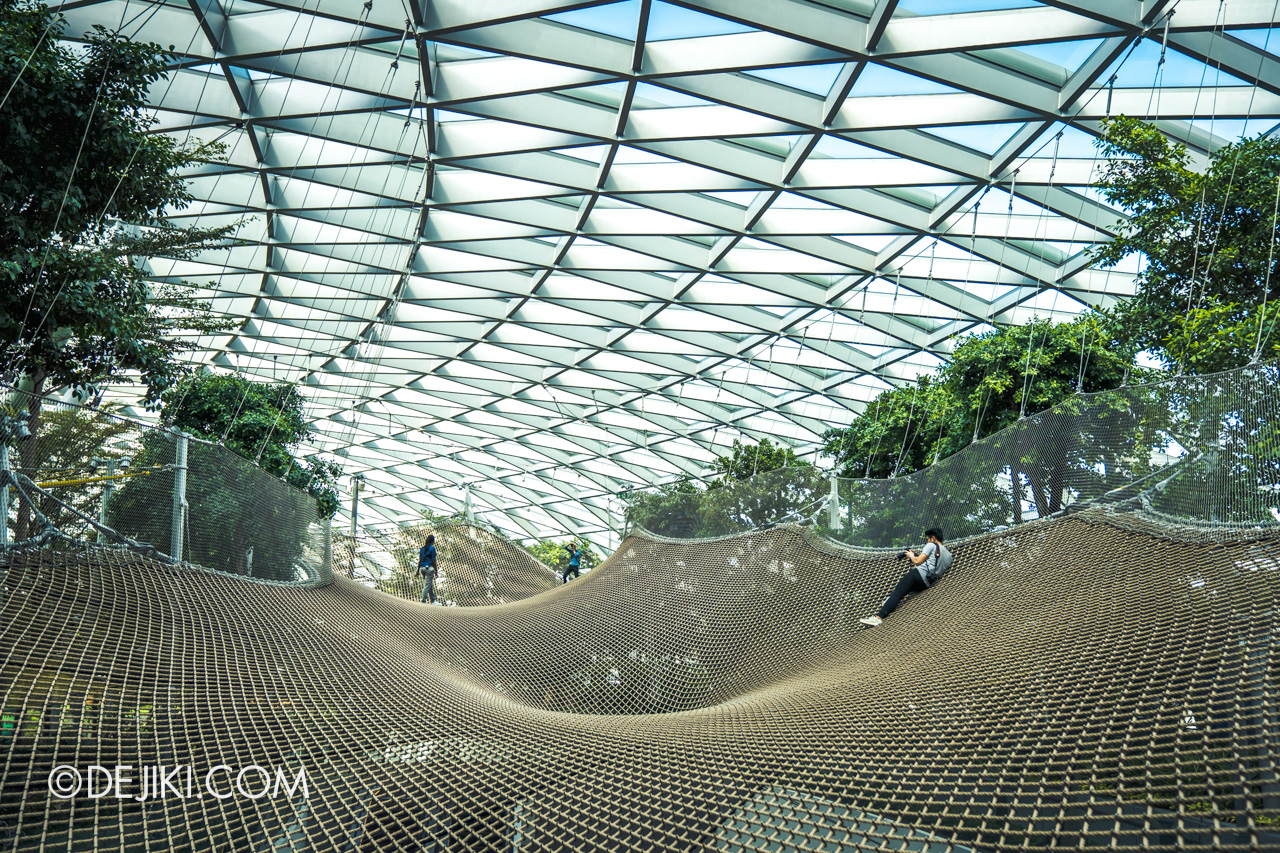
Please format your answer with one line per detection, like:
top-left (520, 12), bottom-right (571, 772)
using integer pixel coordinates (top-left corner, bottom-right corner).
top-left (170, 430), bottom-right (188, 563)
top-left (464, 485), bottom-right (474, 525)
top-left (828, 474), bottom-right (841, 531)
top-left (350, 475), bottom-right (362, 538)
top-left (323, 520), bottom-right (332, 575)
top-left (0, 443), bottom-right (9, 547)
top-left (96, 458), bottom-right (118, 545)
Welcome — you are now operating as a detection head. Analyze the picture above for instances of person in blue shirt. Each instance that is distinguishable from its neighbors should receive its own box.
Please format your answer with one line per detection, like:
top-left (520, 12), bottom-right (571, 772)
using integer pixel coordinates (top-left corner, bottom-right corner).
top-left (418, 534), bottom-right (438, 604)
top-left (860, 527), bottom-right (953, 627)
top-left (563, 541), bottom-right (583, 584)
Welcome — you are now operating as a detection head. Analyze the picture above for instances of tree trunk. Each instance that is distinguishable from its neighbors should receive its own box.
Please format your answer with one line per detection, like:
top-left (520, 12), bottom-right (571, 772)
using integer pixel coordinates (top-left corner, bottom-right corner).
top-left (15, 368), bottom-right (46, 541)
top-left (1024, 468), bottom-right (1051, 519)
top-left (1009, 466), bottom-right (1024, 525)
top-left (1046, 459), bottom-right (1067, 514)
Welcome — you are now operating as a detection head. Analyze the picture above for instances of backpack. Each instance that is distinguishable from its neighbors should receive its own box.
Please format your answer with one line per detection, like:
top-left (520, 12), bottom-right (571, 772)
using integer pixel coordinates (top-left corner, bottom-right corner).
top-left (925, 542), bottom-right (953, 582)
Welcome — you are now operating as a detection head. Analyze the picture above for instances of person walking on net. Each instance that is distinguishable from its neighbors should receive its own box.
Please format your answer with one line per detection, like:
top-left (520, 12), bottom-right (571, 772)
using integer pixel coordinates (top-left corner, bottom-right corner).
top-left (860, 528), bottom-right (952, 627)
top-left (418, 534), bottom-right (438, 604)
top-left (563, 541), bottom-right (583, 584)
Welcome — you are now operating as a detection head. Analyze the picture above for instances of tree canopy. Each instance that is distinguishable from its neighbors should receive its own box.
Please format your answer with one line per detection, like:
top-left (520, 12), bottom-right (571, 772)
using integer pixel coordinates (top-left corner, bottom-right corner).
top-left (821, 314), bottom-right (1134, 482)
top-left (158, 373), bottom-right (342, 518)
top-left (709, 437), bottom-right (809, 482)
top-left (1092, 115), bottom-right (1280, 371)
top-left (625, 438), bottom-right (821, 537)
top-left (0, 0), bottom-right (236, 408)
top-left (109, 373), bottom-right (341, 578)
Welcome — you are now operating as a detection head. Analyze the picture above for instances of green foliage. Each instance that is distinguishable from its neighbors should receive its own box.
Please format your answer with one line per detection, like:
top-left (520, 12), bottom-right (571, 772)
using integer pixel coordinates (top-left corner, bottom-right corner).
top-left (160, 373), bottom-right (341, 518)
top-left (820, 376), bottom-right (958, 479)
top-left (709, 437), bottom-right (809, 482)
top-left (625, 463), bottom-right (826, 538)
top-left (624, 480), bottom-right (704, 537)
top-left (946, 315), bottom-right (1133, 439)
top-left (1092, 116), bottom-right (1280, 369)
top-left (3, 401), bottom-right (136, 540)
top-left (1162, 301), bottom-right (1280, 375)
top-left (0, 0), bottom-right (237, 406)
top-left (623, 438), bottom-right (817, 536)
top-left (821, 315), bottom-right (1134, 486)
top-left (522, 538), bottom-right (601, 573)
top-left (108, 374), bottom-right (340, 578)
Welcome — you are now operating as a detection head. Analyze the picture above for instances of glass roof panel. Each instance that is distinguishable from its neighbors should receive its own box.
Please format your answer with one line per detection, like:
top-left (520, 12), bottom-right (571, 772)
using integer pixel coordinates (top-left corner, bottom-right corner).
top-left (50, 0), bottom-right (1280, 547)
top-left (849, 63), bottom-right (961, 96)
top-left (898, 0), bottom-right (1040, 13)
top-left (645, 1), bottom-right (757, 41)
top-left (743, 63), bottom-right (846, 95)
top-left (545, 1), bottom-right (642, 39)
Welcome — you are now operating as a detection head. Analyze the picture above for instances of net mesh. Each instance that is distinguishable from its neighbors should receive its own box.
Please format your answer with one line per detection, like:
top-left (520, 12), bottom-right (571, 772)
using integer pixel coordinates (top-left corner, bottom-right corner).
top-left (625, 364), bottom-right (1280, 546)
top-left (2, 364), bottom-right (1279, 851)
top-left (332, 523), bottom-right (561, 607)
top-left (0, 390), bottom-right (330, 584)
top-left (2, 509), bottom-right (1277, 851)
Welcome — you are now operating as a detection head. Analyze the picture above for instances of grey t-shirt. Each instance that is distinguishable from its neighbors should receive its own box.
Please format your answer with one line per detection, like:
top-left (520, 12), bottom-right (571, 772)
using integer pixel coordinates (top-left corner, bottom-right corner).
top-left (916, 541), bottom-right (953, 586)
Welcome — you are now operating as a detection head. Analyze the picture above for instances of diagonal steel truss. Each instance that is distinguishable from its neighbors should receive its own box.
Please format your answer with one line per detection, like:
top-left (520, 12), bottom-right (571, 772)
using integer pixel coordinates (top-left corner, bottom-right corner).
top-left (53, 0), bottom-right (1280, 547)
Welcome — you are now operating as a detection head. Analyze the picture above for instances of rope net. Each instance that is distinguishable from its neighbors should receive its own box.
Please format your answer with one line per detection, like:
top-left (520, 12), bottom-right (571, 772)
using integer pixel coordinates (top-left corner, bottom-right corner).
top-left (1, 363), bottom-right (1278, 851)
top-left (0, 390), bottom-right (330, 584)
top-left (2, 510), bottom-right (1277, 850)
top-left (333, 523), bottom-right (561, 607)
top-left (626, 363), bottom-right (1280, 545)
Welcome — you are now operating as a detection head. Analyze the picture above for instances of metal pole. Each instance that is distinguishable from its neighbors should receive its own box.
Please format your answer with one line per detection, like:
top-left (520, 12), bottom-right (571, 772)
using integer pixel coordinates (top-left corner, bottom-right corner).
top-left (464, 485), bottom-right (474, 525)
top-left (350, 475), bottom-right (362, 538)
top-left (828, 473), bottom-right (841, 531)
top-left (97, 458), bottom-right (117, 545)
top-left (322, 520), bottom-right (332, 576)
top-left (170, 430), bottom-right (188, 563)
top-left (0, 443), bottom-right (9, 547)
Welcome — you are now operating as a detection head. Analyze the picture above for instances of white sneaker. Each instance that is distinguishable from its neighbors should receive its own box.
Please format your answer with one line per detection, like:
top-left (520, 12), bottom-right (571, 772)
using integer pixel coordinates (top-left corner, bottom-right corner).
top-left (859, 616), bottom-right (883, 627)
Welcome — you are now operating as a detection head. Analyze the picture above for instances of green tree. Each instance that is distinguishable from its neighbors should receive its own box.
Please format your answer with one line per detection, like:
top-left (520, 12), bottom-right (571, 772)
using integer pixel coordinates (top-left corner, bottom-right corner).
top-left (703, 439), bottom-right (822, 532)
top-left (155, 373), bottom-right (341, 517)
top-left (522, 538), bottom-right (601, 574)
top-left (624, 480), bottom-right (704, 537)
top-left (0, 398), bottom-right (136, 540)
top-left (709, 437), bottom-right (808, 481)
top-left (1162, 301), bottom-right (1280, 374)
top-left (109, 374), bottom-right (341, 579)
top-left (1, 1), bottom-right (237, 537)
top-left (823, 316), bottom-right (1133, 477)
top-left (821, 315), bottom-right (1141, 530)
top-left (624, 440), bottom-right (821, 537)
top-left (819, 376), bottom-right (959, 479)
top-left (944, 315), bottom-right (1133, 443)
top-left (1091, 116), bottom-right (1280, 370)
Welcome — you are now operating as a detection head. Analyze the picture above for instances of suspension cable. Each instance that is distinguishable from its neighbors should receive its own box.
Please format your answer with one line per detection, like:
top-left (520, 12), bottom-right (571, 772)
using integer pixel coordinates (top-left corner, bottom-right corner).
top-left (1252, 173), bottom-right (1280, 362)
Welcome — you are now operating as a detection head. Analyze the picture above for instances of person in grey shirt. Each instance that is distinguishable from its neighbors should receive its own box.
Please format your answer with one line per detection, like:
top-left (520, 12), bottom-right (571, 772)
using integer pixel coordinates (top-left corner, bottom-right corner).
top-left (860, 527), bottom-right (953, 627)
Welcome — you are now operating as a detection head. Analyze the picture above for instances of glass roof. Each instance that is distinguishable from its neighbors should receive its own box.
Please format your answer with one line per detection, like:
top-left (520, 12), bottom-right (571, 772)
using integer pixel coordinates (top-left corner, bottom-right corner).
top-left (56, 0), bottom-right (1280, 548)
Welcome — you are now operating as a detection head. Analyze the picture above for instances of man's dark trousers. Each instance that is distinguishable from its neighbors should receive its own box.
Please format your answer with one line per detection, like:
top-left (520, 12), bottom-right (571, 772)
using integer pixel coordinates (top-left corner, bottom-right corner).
top-left (878, 568), bottom-right (928, 618)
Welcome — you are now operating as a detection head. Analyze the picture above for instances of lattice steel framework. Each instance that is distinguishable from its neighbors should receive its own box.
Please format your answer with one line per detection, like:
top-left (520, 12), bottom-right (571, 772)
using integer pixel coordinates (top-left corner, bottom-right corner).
top-left (51, 0), bottom-right (1280, 545)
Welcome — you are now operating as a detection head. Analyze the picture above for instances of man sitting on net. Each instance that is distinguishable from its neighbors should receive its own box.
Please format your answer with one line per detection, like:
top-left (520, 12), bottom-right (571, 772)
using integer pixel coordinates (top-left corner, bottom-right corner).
top-left (860, 527), bottom-right (952, 627)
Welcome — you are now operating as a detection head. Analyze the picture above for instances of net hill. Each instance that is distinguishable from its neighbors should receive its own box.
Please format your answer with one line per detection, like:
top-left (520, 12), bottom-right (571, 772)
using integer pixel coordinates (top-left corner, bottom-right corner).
top-left (2, 364), bottom-right (1278, 851)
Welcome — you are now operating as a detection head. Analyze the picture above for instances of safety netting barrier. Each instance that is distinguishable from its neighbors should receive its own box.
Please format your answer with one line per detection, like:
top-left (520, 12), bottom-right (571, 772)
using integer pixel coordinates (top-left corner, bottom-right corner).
top-left (0, 389), bottom-right (331, 585)
top-left (625, 362), bottom-right (1280, 547)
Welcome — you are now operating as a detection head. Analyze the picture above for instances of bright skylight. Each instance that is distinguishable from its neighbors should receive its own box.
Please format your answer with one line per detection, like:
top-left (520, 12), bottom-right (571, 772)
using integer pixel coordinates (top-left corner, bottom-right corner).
top-left (51, 0), bottom-right (1280, 549)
